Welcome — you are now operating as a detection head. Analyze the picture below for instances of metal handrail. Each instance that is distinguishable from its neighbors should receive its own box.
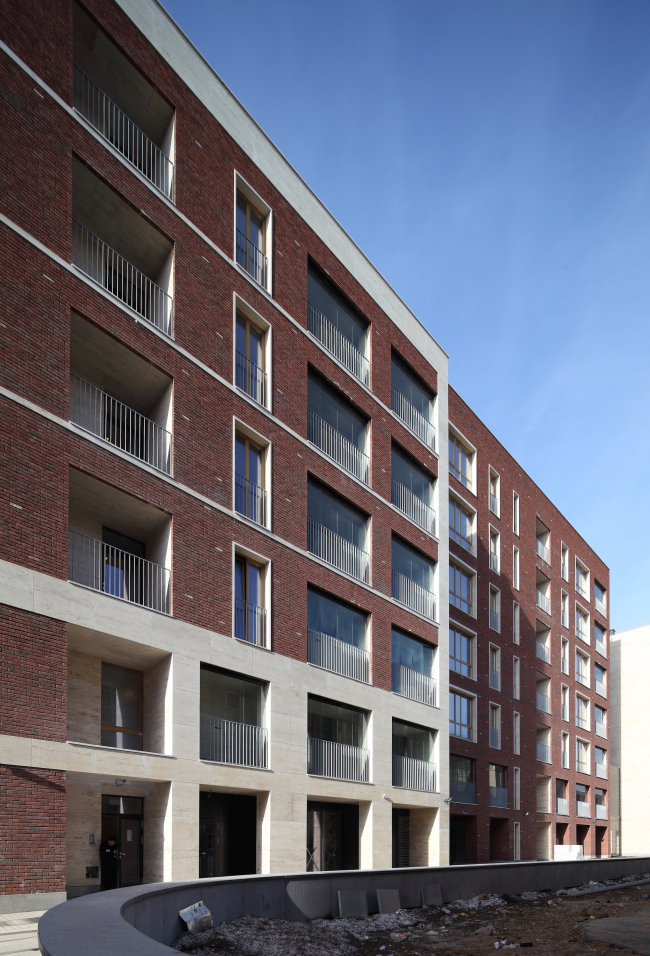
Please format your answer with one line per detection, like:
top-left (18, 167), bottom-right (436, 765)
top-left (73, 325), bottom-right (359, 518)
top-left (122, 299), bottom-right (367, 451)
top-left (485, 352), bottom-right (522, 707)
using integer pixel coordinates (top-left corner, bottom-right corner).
top-left (308, 409), bottom-right (369, 483)
top-left (392, 569), bottom-right (436, 620)
top-left (536, 640), bottom-right (550, 663)
top-left (536, 540), bottom-right (550, 564)
top-left (307, 518), bottom-right (369, 582)
top-left (307, 737), bottom-right (369, 782)
top-left (489, 668), bottom-right (500, 690)
top-left (391, 479), bottom-right (436, 534)
top-left (537, 742), bottom-right (550, 763)
top-left (391, 663), bottom-right (436, 706)
top-left (68, 529), bottom-right (170, 613)
top-left (200, 715), bottom-right (267, 767)
top-left (489, 786), bottom-right (508, 808)
top-left (489, 728), bottom-right (500, 748)
top-left (234, 597), bottom-right (266, 647)
top-left (391, 386), bottom-right (435, 449)
top-left (73, 65), bottom-right (174, 199)
top-left (236, 229), bottom-right (268, 288)
top-left (392, 754), bottom-right (436, 792)
top-left (234, 473), bottom-right (267, 526)
top-left (69, 375), bottom-right (172, 474)
top-left (307, 628), bottom-right (369, 683)
top-left (308, 302), bottom-right (369, 385)
top-left (536, 590), bottom-right (551, 614)
top-left (536, 691), bottom-right (550, 713)
top-left (235, 350), bottom-right (267, 406)
top-left (72, 219), bottom-right (173, 336)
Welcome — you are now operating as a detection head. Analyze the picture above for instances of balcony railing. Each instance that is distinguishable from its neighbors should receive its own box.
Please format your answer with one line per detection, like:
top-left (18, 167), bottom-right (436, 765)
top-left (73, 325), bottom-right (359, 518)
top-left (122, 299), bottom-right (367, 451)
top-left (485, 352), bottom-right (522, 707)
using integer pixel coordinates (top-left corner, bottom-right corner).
top-left (561, 611), bottom-right (569, 629)
top-left (536, 640), bottom-right (550, 663)
top-left (561, 657), bottom-right (569, 674)
top-left (68, 529), bottom-right (170, 613)
top-left (536, 590), bottom-right (551, 614)
top-left (489, 668), bottom-right (500, 690)
top-left (236, 351), bottom-right (267, 407)
top-left (200, 715), bottom-right (267, 767)
top-left (577, 800), bottom-right (590, 818)
top-left (73, 65), bottom-right (174, 199)
top-left (595, 679), bottom-right (606, 697)
top-left (308, 628), bottom-right (369, 683)
top-left (450, 779), bottom-right (476, 804)
top-left (391, 479), bottom-right (436, 534)
top-left (236, 229), bottom-right (267, 288)
top-left (308, 303), bottom-right (369, 385)
top-left (562, 752), bottom-right (570, 769)
top-left (596, 762), bottom-right (607, 779)
top-left (489, 493), bottom-right (499, 515)
top-left (234, 473), bottom-right (267, 526)
top-left (562, 704), bottom-right (569, 721)
top-left (595, 638), bottom-right (607, 657)
top-left (489, 728), bottom-right (500, 748)
top-left (489, 786), bottom-right (508, 808)
top-left (391, 663), bottom-right (436, 706)
top-left (308, 518), bottom-right (369, 582)
top-left (392, 754), bottom-right (436, 792)
top-left (234, 598), bottom-right (266, 647)
top-left (69, 375), bottom-right (172, 474)
top-left (537, 691), bottom-right (550, 713)
top-left (489, 552), bottom-right (499, 573)
top-left (595, 721), bottom-right (607, 738)
top-left (392, 570), bottom-right (436, 620)
top-left (489, 610), bottom-right (500, 631)
top-left (595, 597), bottom-right (607, 616)
top-left (596, 804), bottom-right (607, 820)
top-left (307, 737), bottom-right (369, 782)
top-left (537, 742), bottom-right (550, 763)
top-left (72, 219), bottom-right (173, 336)
top-left (536, 540), bottom-right (550, 564)
top-left (308, 410), bottom-right (369, 483)
top-left (391, 387), bottom-right (435, 449)
top-left (557, 797), bottom-right (568, 815)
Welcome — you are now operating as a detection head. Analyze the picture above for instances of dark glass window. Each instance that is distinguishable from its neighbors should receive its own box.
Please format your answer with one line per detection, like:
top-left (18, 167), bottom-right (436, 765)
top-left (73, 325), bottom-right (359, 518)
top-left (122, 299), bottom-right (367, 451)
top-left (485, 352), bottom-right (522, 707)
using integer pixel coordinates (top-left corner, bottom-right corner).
top-left (308, 480), bottom-right (366, 550)
top-left (391, 628), bottom-right (434, 676)
top-left (391, 354), bottom-right (433, 420)
top-left (450, 627), bottom-right (473, 678)
top-left (392, 537), bottom-right (433, 590)
top-left (392, 719), bottom-right (434, 761)
top-left (308, 373), bottom-right (367, 452)
top-left (450, 754), bottom-right (475, 783)
top-left (307, 588), bottom-right (366, 649)
top-left (307, 695), bottom-right (366, 747)
top-left (391, 446), bottom-right (433, 505)
top-left (101, 663), bottom-right (142, 751)
top-left (307, 266), bottom-right (367, 354)
top-left (200, 665), bottom-right (263, 727)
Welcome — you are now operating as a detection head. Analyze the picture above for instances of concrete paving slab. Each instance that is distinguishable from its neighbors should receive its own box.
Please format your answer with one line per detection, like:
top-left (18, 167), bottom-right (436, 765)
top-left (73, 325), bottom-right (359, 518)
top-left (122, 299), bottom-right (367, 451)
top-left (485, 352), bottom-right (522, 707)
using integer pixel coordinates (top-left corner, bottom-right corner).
top-left (337, 890), bottom-right (368, 919)
top-left (585, 912), bottom-right (650, 954)
top-left (0, 911), bottom-right (44, 956)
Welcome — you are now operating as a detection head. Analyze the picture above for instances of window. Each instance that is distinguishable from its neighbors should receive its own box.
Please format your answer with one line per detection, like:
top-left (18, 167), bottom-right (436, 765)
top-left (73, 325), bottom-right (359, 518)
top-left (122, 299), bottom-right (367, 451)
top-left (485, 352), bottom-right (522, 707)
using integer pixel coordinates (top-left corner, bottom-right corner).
top-left (392, 537), bottom-right (436, 620)
top-left (513, 712), bottom-right (521, 754)
top-left (392, 720), bottom-right (436, 788)
top-left (513, 547), bottom-right (519, 589)
top-left (489, 468), bottom-right (500, 516)
top-left (489, 763), bottom-right (507, 807)
top-left (489, 586), bottom-right (500, 631)
top-left (536, 624), bottom-right (550, 663)
top-left (595, 746), bottom-right (607, 777)
top-left (513, 656), bottom-right (520, 699)
top-left (595, 787), bottom-right (607, 819)
top-left (489, 527), bottom-right (500, 573)
top-left (562, 732), bottom-right (570, 769)
top-left (536, 676), bottom-right (551, 713)
top-left (576, 605), bottom-right (589, 642)
top-left (235, 553), bottom-right (267, 646)
top-left (561, 543), bottom-right (569, 581)
top-left (595, 622), bottom-right (607, 656)
top-left (556, 778), bottom-right (568, 815)
top-left (391, 354), bottom-right (436, 448)
top-left (235, 310), bottom-right (267, 406)
top-left (536, 570), bottom-right (551, 614)
top-left (307, 588), bottom-right (368, 682)
top-left (594, 581), bottom-right (607, 616)
top-left (514, 767), bottom-right (521, 811)
top-left (561, 684), bottom-right (569, 721)
top-left (307, 695), bottom-right (368, 780)
top-left (449, 496), bottom-right (473, 551)
top-left (561, 591), bottom-right (569, 629)
top-left (236, 190), bottom-right (268, 288)
top-left (576, 694), bottom-right (590, 731)
top-left (307, 263), bottom-right (368, 383)
top-left (595, 705), bottom-right (607, 738)
top-left (576, 781), bottom-right (589, 814)
top-left (450, 690), bottom-right (473, 739)
top-left (450, 754), bottom-right (475, 803)
top-left (535, 519), bottom-right (550, 565)
top-left (512, 492), bottom-right (520, 535)
top-left (449, 561), bottom-right (473, 615)
top-left (575, 560), bottom-right (590, 600)
top-left (101, 663), bottom-right (142, 750)
top-left (235, 431), bottom-right (267, 526)
top-left (392, 446), bottom-right (436, 533)
top-left (392, 628), bottom-right (436, 705)
top-left (489, 644), bottom-right (501, 690)
top-left (449, 433), bottom-right (472, 488)
top-left (561, 637), bottom-right (569, 675)
top-left (200, 665), bottom-right (267, 765)
top-left (576, 650), bottom-right (590, 687)
top-left (450, 626), bottom-right (473, 678)
top-left (308, 480), bottom-right (368, 581)
top-left (576, 740), bottom-right (590, 775)
top-left (308, 371), bottom-right (369, 483)
top-left (595, 663), bottom-right (607, 696)
top-left (513, 602), bottom-right (520, 644)
top-left (489, 703), bottom-right (501, 748)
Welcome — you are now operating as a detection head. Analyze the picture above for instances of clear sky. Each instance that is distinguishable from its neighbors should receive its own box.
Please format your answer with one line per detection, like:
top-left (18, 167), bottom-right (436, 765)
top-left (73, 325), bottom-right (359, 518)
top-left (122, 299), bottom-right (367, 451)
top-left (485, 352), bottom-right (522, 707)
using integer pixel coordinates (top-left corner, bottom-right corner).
top-left (163, 0), bottom-right (650, 632)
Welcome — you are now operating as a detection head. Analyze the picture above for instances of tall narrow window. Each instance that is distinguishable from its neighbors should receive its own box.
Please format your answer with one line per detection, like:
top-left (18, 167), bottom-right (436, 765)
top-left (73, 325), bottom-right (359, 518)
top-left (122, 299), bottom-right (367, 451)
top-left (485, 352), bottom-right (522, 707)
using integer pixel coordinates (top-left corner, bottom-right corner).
top-left (561, 544), bottom-right (569, 581)
top-left (308, 372), bottom-right (369, 483)
top-left (235, 554), bottom-right (266, 646)
top-left (449, 497), bottom-right (473, 551)
top-left (450, 626), bottom-right (473, 678)
top-left (449, 562), bottom-right (473, 615)
top-left (449, 691), bottom-right (473, 739)
top-left (307, 265), bottom-right (368, 384)
top-left (488, 469), bottom-right (500, 516)
top-left (236, 192), bottom-right (267, 287)
top-left (489, 704), bottom-right (501, 748)
top-left (235, 432), bottom-right (266, 526)
top-left (575, 560), bottom-right (590, 599)
top-left (101, 663), bottom-right (142, 750)
top-left (514, 821), bottom-right (521, 860)
top-left (513, 657), bottom-right (520, 699)
top-left (489, 528), bottom-right (500, 573)
top-left (512, 492), bottom-right (520, 535)
top-left (449, 434), bottom-right (472, 488)
top-left (489, 645), bottom-right (500, 690)
top-left (235, 311), bottom-right (267, 406)
top-left (513, 712), bottom-right (521, 754)
top-left (489, 587), bottom-right (500, 631)
top-left (513, 547), bottom-right (520, 589)
top-left (513, 602), bottom-right (520, 644)
top-left (514, 767), bottom-right (521, 810)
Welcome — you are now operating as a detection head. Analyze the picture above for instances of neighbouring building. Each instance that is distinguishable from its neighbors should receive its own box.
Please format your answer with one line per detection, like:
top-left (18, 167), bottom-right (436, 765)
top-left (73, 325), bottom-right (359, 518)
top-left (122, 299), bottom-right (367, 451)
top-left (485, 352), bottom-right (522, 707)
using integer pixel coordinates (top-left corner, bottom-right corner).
top-left (0, 0), bottom-right (610, 913)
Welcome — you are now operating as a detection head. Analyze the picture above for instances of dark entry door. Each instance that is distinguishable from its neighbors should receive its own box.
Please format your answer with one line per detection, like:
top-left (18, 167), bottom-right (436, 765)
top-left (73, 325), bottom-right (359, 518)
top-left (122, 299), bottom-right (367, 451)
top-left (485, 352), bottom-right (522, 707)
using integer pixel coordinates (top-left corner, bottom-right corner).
top-left (199, 792), bottom-right (256, 877)
top-left (450, 815), bottom-right (467, 865)
top-left (101, 794), bottom-right (144, 888)
top-left (306, 802), bottom-right (358, 871)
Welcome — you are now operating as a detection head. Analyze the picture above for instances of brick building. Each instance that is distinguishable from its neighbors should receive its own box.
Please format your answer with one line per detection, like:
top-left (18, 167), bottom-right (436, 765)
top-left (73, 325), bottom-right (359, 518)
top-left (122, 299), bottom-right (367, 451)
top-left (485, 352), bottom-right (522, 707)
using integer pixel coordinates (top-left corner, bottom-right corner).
top-left (0, 0), bottom-right (609, 912)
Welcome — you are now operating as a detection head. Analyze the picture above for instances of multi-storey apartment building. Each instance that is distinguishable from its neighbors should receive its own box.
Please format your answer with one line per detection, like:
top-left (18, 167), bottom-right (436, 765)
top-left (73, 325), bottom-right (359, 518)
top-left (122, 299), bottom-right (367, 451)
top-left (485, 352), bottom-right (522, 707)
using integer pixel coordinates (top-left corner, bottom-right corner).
top-left (447, 390), bottom-right (611, 864)
top-left (0, 0), bottom-right (610, 914)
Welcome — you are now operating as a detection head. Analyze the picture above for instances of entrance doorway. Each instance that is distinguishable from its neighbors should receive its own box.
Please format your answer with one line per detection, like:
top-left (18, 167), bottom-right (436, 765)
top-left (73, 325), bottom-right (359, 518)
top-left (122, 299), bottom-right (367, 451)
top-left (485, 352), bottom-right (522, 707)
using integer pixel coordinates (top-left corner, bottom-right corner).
top-left (576, 824), bottom-right (590, 857)
top-left (595, 826), bottom-right (606, 858)
top-left (199, 791), bottom-right (257, 878)
top-left (490, 817), bottom-right (510, 861)
top-left (306, 801), bottom-right (359, 871)
top-left (392, 808), bottom-right (410, 867)
top-left (101, 794), bottom-right (143, 888)
top-left (450, 815), bottom-right (467, 864)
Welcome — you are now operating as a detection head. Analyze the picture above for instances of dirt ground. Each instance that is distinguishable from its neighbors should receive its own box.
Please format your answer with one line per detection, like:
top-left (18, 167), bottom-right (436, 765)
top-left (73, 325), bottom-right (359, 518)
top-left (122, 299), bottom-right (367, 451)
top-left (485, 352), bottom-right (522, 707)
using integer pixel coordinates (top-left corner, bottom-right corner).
top-left (173, 879), bottom-right (650, 956)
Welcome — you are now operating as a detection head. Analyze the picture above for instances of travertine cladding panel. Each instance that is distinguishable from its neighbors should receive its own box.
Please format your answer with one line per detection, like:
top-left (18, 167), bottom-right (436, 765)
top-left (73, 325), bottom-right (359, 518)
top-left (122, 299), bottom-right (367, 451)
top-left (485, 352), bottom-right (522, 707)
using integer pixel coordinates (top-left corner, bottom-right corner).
top-left (0, 606), bottom-right (67, 742)
top-left (448, 387), bottom-right (610, 862)
top-left (0, 765), bottom-right (66, 895)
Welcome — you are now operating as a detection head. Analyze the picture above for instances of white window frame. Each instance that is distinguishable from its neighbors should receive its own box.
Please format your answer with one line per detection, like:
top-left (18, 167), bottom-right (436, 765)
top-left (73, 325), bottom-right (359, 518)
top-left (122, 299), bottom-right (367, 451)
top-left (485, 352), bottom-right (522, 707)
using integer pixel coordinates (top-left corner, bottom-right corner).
top-left (488, 466), bottom-right (501, 517)
top-left (449, 554), bottom-right (476, 618)
top-left (489, 585), bottom-right (501, 632)
top-left (561, 543), bottom-right (569, 582)
top-left (575, 602), bottom-right (590, 644)
top-left (232, 541), bottom-right (272, 650)
top-left (513, 656), bottom-right (520, 699)
top-left (594, 662), bottom-right (607, 698)
top-left (233, 292), bottom-right (272, 410)
top-left (514, 767), bottom-right (521, 811)
top-left (512, 491), bottom-right (520, 536)
top-left (512, 546), bottom-right (520, 590)
top-left (448, 424), bottom-right (477, 495)
top-left (513, 712), bottom-right (521, 754)
top-left (234, 172), bottom-right (273, 293)
top-left (489, 643), bottom-right (501, 691)
top-left (561, 636), bottom-right (569, 675)
top-left (561, 683), bottom-right (569, 722)
top-left (489, 524), bottom-right (500, 574)
top-left (575, 557), bottom-right (591, 602)
top-left (576, 736), bottom-right (591, 775)
top-left (562, 731), bottom-right (570, 769)
top-left (513, 601), bottom-right (520, 644)
top-left (513, 820), bottom-right (521, 860)
top-left (449, 490), bottom-right (477, 556)
top-left (575, 648), bottom-right (591, 688)
top-left (233, 418), bottom-right (272, 530)
top-left (489, 702), bottom-right (501, 749)
top-left (449, 620), bottom-right (477, 681)
top-left (575, 693), bottom-right (591, 733)
top-left (449, 685), bottom-right (477, 742)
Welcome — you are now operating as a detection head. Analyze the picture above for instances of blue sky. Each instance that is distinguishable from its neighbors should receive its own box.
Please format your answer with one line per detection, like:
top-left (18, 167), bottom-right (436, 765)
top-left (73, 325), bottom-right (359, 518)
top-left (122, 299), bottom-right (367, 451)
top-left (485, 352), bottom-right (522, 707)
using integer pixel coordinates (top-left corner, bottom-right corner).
top-left (163, 0), bottom-right (650, 631)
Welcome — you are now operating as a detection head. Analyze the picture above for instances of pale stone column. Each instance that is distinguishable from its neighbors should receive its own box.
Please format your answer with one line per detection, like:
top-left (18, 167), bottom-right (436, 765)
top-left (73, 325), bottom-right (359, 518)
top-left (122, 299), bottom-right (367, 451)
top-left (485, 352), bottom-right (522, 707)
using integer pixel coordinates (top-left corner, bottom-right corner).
top-left (268, 790), bottom-right (307, 873)
top-left (164, 780), bottom-right (199, 880)
top-left (171, 654), bottom-right (200, 760)
top-left (410, 807), bottom-right (439, 866)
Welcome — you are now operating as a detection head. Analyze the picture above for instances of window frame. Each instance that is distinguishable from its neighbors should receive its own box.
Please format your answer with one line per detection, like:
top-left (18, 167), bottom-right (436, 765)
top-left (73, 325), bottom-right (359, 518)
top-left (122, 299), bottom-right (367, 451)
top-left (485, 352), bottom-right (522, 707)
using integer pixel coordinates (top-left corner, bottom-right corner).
top-left (575, 557), bottom-right (591, 602)
top-left (449, 490), bottom-right (476, 554)
top-left (100, 661), bottom-right (143, 750)
top-left (489, 702), bottom-right (501, 749)
top-left (234, 173), bottom-right (273, 292)
top-left (449, 557), bottom-right (475, 617)
top-left (488, 466), bottom-right (500, 517)
top-left (449, 622), bottom-right (476, 680)
top-left (575, 602), bottom-right (590, 644)
top-left (513, 712), bottom-right (521, 755)
top-left (233, 542), bottom-right (271, 648)
top-left (233, 419), bottom-right (271, 529)
top-left (512, 491), bottom-right (520, 535)
top-left (489, 585), bottom-right (501, 632)
top-left (512, 546), bottom-right (520, 590)
top-left (513, 656), bottom-right (521, 699)
top-left (513, 601), bottom-right (520, 644)
top-left (449, 687), bottom-right (476, 741)
top-left (489, 524), bottom-right (500, 574)
top-left (448, 425), bottom-right (476, 494)
top-left (233, 294), bottom-right (272, 409)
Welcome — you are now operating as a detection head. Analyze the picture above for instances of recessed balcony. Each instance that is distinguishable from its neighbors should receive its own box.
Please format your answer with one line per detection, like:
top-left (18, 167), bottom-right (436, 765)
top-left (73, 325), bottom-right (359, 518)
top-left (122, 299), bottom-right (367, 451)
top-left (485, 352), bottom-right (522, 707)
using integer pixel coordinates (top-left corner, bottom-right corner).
top-left (577, 800), bottom-right (590, 818)
top-left (308, 518), bottom-right (369, 582)
top-left (308, 628), bottom-right (370, 683)
top-left (391, 478), bottom-right (436, 534)
top-left (308, 302), bottom-right (369, 384)
top-left (391, 662), bottom-right (436, 706)
top-left (391, 386), bottom-right (436, 449)
top-left (307, 696), bottom-right (369, 782)
top-left (450, 779), bottom-right (475, 803)
top-left (200, 666), bottom-right (267, 768)
top-left (392, 755), bottom-right (436, 792)
top-left (308, 409), bottom-right (369, 483)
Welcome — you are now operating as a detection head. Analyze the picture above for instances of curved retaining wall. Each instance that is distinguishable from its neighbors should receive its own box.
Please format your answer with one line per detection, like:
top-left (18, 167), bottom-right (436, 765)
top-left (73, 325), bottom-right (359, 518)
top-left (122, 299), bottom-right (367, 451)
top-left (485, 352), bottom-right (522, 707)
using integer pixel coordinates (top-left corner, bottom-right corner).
top-left (38, 856), bottom-right (650, 956)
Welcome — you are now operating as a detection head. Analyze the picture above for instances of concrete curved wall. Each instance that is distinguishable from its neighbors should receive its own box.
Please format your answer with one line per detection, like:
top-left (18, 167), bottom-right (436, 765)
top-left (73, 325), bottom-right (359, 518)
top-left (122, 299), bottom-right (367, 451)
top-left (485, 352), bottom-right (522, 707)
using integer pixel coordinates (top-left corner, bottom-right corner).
top-left (38, 856), bottom-right (650, 956)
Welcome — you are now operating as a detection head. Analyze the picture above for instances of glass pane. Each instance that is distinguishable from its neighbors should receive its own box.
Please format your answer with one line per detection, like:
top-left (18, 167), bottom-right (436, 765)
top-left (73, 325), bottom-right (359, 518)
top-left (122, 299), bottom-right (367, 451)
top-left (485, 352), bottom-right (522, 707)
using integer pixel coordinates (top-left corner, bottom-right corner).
top-left (235, 314), bottom-right (247, 356)
top-left (236, 195), bottom-right (248, 236)
top-left (247, 562), bottom-right (263, 607)
top-left (307, 481), bottom-right (366, 550)
top-left (391, 628), bottom-right (433, 675)
top-left (249, 324), bottom-right (263, 367)
top-left (308, 267), bottom-right (367, 353)
top-left (307, 696), bottom-right (365, 747)
top-left (392, 720), bottom-right (432, 760)
top-left (235, 434), bottom-right (246, 477)
top-left (392, 447), bottom-right (431, 504)
top-left (450, 754), bottom-right (474, 782)
top-left (247, 441), bottom-right (262, 486)
top-left (101, 664), bottom-right (140, 732)
top-left (235, 558), bottom-right (245, 602)
top-left (249, 205), bottom-right (263, 249)
top-left (392, 538), bottom-right (432, 589)
top-left (391, 355), bottom-right (432, 420)
top-left (307, 588), bottom-right (366, 648)
top-left (200, 666), bottom-right (262, 726)
top-left (308, 374), bottom-right (366, 451)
